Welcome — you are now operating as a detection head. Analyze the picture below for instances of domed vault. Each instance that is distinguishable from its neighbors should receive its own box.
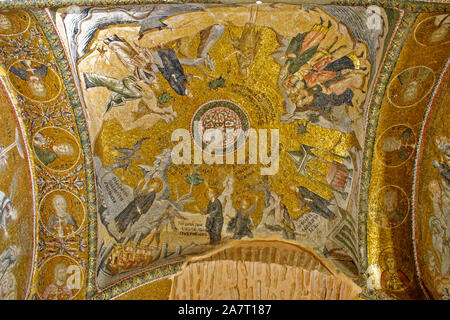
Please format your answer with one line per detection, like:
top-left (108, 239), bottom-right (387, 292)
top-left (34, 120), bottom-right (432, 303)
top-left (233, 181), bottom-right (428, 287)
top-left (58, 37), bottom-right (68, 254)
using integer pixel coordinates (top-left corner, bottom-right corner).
top-left (0, 0), bottom-right (448, 300)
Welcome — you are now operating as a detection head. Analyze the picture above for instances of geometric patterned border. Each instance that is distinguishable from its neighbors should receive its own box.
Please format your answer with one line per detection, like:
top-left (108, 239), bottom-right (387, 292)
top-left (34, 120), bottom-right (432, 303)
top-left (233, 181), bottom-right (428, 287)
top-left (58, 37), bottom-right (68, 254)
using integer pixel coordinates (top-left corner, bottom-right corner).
top-left (0, 0), bottom-right (448, 12)
top-left (31, 8), bottom-right (96, 299)
top-left (358, 11), bottom-right (417, 285)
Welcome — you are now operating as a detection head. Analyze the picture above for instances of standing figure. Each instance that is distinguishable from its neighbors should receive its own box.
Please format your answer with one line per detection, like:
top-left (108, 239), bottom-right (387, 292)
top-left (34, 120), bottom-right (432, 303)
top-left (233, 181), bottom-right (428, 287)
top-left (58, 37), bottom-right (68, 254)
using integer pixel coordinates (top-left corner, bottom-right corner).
top-left (227, 196), bottom-right (258, 239)
top-left (218, 174), bottom-right (236, 235)
top-left (204, 188), bottom-right (223, 244)
top-left (230, 22), bottom-right (263, 78)
top-left (256, 191), bottom-right (295, 240)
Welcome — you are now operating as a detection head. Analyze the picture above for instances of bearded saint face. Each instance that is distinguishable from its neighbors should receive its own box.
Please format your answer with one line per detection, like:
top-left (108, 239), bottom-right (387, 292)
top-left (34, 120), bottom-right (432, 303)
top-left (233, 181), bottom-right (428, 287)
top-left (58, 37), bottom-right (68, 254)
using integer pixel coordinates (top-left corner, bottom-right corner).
top-left (430, 24), bottom-right (448, 43)
top-left (381, 136), bottom-right (402, 153)
top-left (0, 14), bottom-right (11, 31)
top-left (402, 80), bottom-right (420, 104)
top-left (52, 195), bottom-right (68, 218)
top-left (28, 78), bottom-right (47, 98)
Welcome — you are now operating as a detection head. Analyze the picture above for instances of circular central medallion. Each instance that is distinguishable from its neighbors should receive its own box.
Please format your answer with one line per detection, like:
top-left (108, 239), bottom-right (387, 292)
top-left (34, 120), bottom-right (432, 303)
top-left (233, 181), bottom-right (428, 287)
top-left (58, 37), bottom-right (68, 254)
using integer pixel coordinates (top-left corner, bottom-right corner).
top-left (190, 100), bottom-right (250, 155)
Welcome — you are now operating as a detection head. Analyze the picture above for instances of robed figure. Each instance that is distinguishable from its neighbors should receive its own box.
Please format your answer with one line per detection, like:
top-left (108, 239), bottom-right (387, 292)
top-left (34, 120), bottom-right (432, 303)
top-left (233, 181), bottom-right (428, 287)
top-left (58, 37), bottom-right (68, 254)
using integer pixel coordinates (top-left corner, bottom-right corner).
top-left (114, 178), bottom-right (162, 234)
top-left (227, 197), bottom-right (257, 239)
top-left (204, 188), bottom-right (223, 244)
top-left (284, 20), bottom-right (331, 75)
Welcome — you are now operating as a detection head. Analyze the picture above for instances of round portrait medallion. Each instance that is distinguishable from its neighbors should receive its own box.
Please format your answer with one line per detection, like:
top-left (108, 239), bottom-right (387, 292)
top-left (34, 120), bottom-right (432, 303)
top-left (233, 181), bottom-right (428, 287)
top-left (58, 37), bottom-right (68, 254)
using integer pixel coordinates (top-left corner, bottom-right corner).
top-left (32, 127), bottom-right (81, 172)
top-left (7, 60), bottom-right (62, 103)
top-left (190, 100), bottom-right (250, 155)
top-left (39, 190), bottom-right (86, 239)
top-left (0, 10), bottom-right (30, 36)
top-left (414, 15), bottom-right (450, 47)
top-left (369, 185), bottom-right (409, 229)
top-left (387, 66), bottom-right (435, 108)
top-left (378, 247), bottom-right (412, 292)
top-left (375, 124), bottom-right (416, 167)
top-left (36, 255), bottom-right (84, 300)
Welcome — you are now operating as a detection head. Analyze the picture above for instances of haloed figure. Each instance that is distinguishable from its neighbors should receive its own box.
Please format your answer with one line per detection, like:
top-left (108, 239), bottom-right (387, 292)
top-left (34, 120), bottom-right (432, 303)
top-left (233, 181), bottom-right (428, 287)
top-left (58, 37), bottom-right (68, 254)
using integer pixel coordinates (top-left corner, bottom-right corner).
top-left (0, 14), bottom-right (12, 31)
top-left (46, 195), bottom-right (78, 238)
top-left (375, 191), bottom-right (404, 228)
top-left (402, 81), bottom-right (421, 105)
top-left (33, 132), bottom-right (75, 166)
top-left (430, 15), bottom-right (449, 43)
top-left (9, 61), bottom-right (50, 100)
top-left (42, 263), bottom-right (74, 300)
top-left (396, 67), bottom-right (432, 105)
top-left (380, 127), bottom-right (415, 163)
top-left (28, 76), bottom-right (47, 98)
top-left (380, 252), bottom-right (410, 291)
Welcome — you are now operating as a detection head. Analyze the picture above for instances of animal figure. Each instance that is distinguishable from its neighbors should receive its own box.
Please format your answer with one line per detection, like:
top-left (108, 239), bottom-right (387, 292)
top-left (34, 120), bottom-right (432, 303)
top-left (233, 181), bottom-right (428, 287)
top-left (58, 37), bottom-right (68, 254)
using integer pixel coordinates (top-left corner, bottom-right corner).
top-left (208, 75), bottom-right (226, 90)
top-left (106, 137), bottom-right (149, 176)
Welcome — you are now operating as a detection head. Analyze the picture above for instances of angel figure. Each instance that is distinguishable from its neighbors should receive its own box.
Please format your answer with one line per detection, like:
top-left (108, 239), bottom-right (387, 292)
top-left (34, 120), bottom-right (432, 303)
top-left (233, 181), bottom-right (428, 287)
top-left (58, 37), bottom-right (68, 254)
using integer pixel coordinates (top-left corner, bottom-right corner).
top-left (283, 19), bottom-right (332, 76)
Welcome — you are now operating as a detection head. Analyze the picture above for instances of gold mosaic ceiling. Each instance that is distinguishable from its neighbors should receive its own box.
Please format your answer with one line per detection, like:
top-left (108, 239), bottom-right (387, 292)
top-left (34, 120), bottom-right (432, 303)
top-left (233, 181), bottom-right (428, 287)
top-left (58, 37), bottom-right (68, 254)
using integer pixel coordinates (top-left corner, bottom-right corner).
top-left (0, 0), bottom-right (448, 300)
